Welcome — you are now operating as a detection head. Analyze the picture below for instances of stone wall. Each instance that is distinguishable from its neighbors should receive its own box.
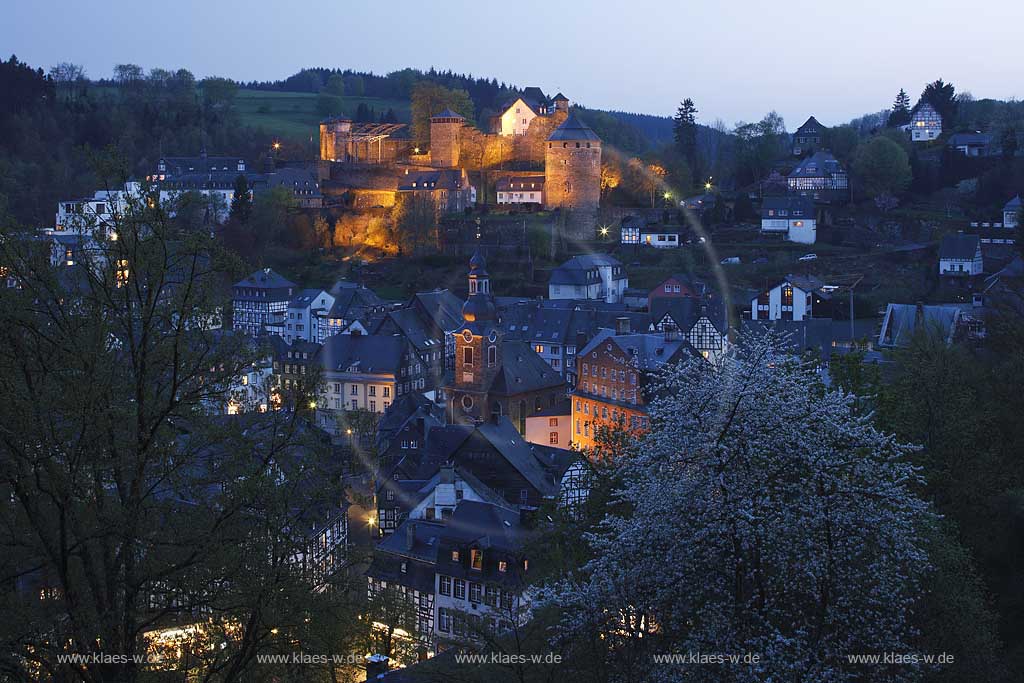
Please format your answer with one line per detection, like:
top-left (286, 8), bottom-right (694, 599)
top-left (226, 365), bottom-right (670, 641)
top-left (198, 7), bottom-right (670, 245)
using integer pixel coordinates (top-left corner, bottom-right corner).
top-left (545, 141), bottom-right (602, 212)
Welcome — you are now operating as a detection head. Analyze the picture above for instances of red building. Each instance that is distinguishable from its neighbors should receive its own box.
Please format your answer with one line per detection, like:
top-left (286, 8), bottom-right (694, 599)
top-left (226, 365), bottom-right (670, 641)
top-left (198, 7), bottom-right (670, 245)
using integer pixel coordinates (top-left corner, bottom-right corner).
top-left (647, 273), bottom-right (706, 305)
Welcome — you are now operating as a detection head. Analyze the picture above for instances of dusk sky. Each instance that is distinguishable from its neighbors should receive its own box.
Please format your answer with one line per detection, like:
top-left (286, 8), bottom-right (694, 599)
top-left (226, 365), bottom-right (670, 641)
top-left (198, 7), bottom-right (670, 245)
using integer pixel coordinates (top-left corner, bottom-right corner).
top-left (5, 0), bottom-right (1022, 128)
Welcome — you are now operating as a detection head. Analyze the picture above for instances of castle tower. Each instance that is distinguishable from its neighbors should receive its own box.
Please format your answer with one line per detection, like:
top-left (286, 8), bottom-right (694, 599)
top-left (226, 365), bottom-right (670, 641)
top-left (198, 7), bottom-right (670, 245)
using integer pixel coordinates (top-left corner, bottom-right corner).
top-left (319, 117), bottom-right (352, 162)
top-left (544, 113), bottom-right (602, 212)
top-left (448, 250), bottom-right (503, 423)
top-left (430, 108), bottom-right (465, 169)
top-left (552, 93), bottom-right (570, 113)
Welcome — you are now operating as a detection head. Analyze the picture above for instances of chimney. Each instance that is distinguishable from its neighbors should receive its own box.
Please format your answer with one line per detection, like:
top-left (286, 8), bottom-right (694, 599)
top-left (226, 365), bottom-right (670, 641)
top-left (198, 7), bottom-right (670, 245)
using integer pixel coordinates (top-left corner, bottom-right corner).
top-left (405, 522), bottom-right (416, 551)
top-left (440, 464), bottom-right (454, 484)
top-left (575, 332), bottom-right (587, 350)
top-left (615, 316), bottom-right (630, 335)
top-left (365, 654), bottom-right (389, 682)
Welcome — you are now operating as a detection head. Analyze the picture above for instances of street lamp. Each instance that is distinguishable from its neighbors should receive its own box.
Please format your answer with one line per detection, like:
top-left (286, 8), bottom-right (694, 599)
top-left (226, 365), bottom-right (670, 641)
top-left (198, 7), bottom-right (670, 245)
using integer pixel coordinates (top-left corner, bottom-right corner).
top-left (704, 176), bottom-right (713, 192)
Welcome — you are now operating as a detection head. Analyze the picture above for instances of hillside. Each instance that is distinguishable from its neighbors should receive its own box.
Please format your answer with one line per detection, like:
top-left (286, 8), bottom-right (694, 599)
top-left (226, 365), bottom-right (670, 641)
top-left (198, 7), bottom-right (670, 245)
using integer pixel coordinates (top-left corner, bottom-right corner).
top-left (235, 89), bottom-right (410, 141)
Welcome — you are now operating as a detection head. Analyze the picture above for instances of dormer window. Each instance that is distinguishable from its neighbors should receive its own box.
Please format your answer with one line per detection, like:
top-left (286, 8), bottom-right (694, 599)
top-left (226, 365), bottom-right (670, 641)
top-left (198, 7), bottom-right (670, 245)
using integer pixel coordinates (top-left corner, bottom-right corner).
top-left (470, 548), bottom-right (483, 570)
top-left (451, 550), bottom-right (460, 562)
top-left (498, 560), bottom-right (508, 572)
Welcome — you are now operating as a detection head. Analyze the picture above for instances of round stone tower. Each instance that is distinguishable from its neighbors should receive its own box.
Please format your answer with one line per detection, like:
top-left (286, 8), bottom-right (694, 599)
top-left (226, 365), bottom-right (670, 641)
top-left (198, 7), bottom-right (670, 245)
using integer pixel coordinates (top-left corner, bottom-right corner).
top-left (430, 108), bottom-right (465, 168)
top-left (544, 113), bottom-right (602, 211)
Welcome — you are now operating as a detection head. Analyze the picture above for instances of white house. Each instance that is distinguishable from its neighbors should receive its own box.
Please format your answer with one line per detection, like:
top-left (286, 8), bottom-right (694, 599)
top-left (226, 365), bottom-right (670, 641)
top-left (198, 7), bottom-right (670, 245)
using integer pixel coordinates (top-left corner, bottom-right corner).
top-left (1004, 196), bottom-right (1022, 229)
top-left (494, 88), bottom-right (566, 137)
top-left (750, 275), bottom-right (831, 321)
top-left (761, 196), bottom-right (816, 244)
top-left (640, 232), bottom-right (681, 248)
top-left (938, 232), bottom-right (983, 277)
top-left (910, 102), bottom-right (942, 142)
top-left (548, 254), bottom-right (628, 303)
top-left (282, 289), bottom-right (335, 344)
top-left (496, 176), bottom-right (545, 205)
top-left (525, 402), bottom-right (571, 449)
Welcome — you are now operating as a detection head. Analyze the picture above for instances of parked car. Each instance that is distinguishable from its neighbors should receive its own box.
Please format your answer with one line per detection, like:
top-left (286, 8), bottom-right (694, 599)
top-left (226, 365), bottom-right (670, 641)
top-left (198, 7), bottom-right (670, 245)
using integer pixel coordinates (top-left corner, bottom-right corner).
top-left (720, 256), bottom-right (741, 265)
top-left (798, 253), bottom-right (818, 262)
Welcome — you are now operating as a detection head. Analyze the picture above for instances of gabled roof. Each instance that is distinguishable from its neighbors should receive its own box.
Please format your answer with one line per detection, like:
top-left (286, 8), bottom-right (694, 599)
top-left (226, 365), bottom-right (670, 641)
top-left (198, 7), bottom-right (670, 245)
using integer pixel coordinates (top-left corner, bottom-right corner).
top-left (316, 334), bottom-right (405, 375)
top-left (488, 340), bottom-right (565, 396)
top-left (761, 196), bottom-right (815, 216)
top-left (947, 132), bottom-right (992, 147)
top-left (398, 169), bottom-right (468, 192)
top-left (233, 267), bottom-right (296, 291)
top-left (1005, 195), bottom-right (1022, 211)
top-left (579, 329), bottom-right (695, 371)
top-left (384, 307), bottom-right (444, 352)
top-left (413, 289), bottom-right (464, 333)
top-left (288, 288), bottom-right (330, 308)
top-left (472, 418), bottom-right (560, 497)
top-left (547, 113), bottom-right (601, 143)
top-left (878, 303), bottom-right (963, 347)
top-left (651, 296), bottom-right (728, 333)
top-left (795, 116), bottom-right (825, 133)
top-left (788, 151), bottom-right (845, 179)
top-left (327, 283), bottom-right (385, 319)
top-left (939, 233), bottom-right (981, 260)
top-left (549, 254), bottom-right (625, 285)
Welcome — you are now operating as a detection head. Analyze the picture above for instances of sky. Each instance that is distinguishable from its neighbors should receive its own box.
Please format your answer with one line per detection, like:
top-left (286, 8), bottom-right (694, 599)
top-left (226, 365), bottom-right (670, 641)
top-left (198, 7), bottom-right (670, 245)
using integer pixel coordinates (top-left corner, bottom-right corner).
top-left (4, 0), bottom-right (1022, 129)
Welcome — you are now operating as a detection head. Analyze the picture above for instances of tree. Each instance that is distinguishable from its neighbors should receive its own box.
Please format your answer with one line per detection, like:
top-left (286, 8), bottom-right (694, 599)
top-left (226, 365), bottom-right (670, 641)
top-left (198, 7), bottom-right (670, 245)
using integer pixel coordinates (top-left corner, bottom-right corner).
top-left (409, 82), bottom-right (475, 147)
top-left (824, 125), bottom-right (860, 162)
top-left (853, 135), bottom-right (912, 200)
top-left (324, 73), bottom-right (345, 97)
top-left (48, 62), bottom-right (86, 102)
top-left (201, 76), bottom-right (238, 110)
top-left (545, 332), bottom-right (932, 682)
top-left (230, 173), bottom-right (252, 223)
top-left (920, 79), bottom-right (957, 129)
top-left (343, 74), bottom-right (365, 97)
top-left (317, 92), bottom-right (343, 117)
top-left (672, 98), bottom-right (699, 179)
top-left (889, 88), bottom-right (912, 127)
top-left (0, 162), bottom-right (354, 682)
top-left (1000, 127), bottom-right (1018, 162)
top-left (250, 186), bottom-right (298, 250)
top-left (113, 63), bottom-right (143, 85)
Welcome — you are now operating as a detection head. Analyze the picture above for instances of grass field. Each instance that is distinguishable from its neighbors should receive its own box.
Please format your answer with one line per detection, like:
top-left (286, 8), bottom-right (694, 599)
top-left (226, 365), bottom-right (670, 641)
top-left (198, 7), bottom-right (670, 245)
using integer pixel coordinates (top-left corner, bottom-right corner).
top-left (234, 89), bottom-right (411, 143)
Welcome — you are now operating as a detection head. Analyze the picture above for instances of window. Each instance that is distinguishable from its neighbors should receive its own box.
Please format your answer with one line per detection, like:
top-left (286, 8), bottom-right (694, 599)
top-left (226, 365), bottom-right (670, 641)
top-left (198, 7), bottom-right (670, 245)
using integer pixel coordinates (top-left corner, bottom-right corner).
top-left (454, 579), bottom-right (466, 600)
top-left (487, 345), bottom-right (497, 367)
top-left (485, 585), bottom-right (499, 607)
top-left (549, 417), bottom-right (559, 427)
top-left (438, 607), bottom-right (452, 633)
top-left (369, 386), bottom-right (376, 396)
top-left (549, 431), bottom-right (559, 444)
top-left (400, 561), bottom-right (407, 573)
top-left (369, 400), bottom-right (376, 412)
top-left (470, 548), bottom-right (483, 570)
top-left (469, 582), bottom-right (482, 604)
top-left (498, 560), bottom-right (508, 573)
top-left (383, 386), bottom-right (390, 398)
top-left (439, 575), bottom-right (451, 596)
top-left (350, 385), bottom-right (358, 396)
top-left (535, 344), bottom-right (544, 354)
top-left (451, 550), bottom-right (460, 562)
top-left (463, 347), bottom-right (473, 366)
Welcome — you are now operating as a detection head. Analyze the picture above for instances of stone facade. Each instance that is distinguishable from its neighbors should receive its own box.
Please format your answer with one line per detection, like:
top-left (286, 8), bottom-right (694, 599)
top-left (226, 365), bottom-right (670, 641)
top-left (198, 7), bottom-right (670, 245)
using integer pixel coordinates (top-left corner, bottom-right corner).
top-left (544, 114), bottom-right (602, 212)
top-left (430, 110), bottom-right (465, 169)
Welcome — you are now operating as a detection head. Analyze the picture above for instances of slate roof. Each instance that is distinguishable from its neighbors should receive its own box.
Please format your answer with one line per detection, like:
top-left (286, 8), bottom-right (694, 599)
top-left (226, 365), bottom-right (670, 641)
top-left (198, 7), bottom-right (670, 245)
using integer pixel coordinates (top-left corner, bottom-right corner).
top-left (788, 151), bottom-right (845, 179)
top-left (383, 308), bottom-right (445, 353)
top-left (795, 116), bottom-right (824, 134)
top-left (316, 334), bottom-right (405, 375)
top-left (1005, 195), bottom-right (1023, 211)
top-left (742, 318), bottom-right (879, 361)
top-left (501, 87), bottom-right (550, 114)
top-left (547, 113), bottom-right (601, 142)
top-left (878, 303), bottom-right (964, 347)
top-left (496, 176), bottom-right (545, 192)
top-left (158, 155), bottom-right (246, 177)
top-left (261, 167), bottom-right (321, 196)
top-left (579, 329), bottom-right (695, 371)
top-left (288, 288), bottom-right (330, 308)
top-left (398, 170), bottom-right (468, 192)
top-left (488, 340), bottom-right (565, 396)
top-left (761, 196), bottom-right (815, 218)
top-left (650, 296), bottom-right (728, 333)
top-left (500, 299), bottom-right (651, 348)
top-left (939, 233), bottom-right (981, 260)
top-left (431, 108), bottom-right (464, 120)
top-left (413, 289), bottom-right (465, 333)
top-left (549, 254), bottom-right (625, 285)
top-left (327, 282), bottom-right (386, 320)
top-left (232, 268), bottom-right (296, 292)
top-left (947, 132), bottom-right (992, 148)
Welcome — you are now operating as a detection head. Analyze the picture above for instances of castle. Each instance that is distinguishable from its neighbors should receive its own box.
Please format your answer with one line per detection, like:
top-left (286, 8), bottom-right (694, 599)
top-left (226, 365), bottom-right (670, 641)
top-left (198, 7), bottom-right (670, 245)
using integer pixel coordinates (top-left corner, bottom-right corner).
top-left (317, 89), bottom-right (602, 229)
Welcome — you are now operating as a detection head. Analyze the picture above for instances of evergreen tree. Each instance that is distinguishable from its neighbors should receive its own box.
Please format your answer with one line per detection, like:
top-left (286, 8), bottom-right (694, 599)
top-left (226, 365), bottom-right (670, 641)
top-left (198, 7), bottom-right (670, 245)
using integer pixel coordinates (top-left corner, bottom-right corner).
top-left (672, 98), bottom-right (699, 182)
top-left (889, 88), bottom-right (912, 127)
top-left (229, 173), bottom-right (251, 223)
top-left (920, 78), bottom-right (957, 129)
top-left (1000, 127), bottom-right (1018, 162)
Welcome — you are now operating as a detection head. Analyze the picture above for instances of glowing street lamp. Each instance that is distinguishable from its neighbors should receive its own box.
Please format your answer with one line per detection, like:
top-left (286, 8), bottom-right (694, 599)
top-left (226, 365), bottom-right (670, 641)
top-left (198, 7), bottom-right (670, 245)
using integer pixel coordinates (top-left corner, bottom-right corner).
top-left (599, 226), bottom-right (610, 237)
top-left (704, 176), bottom-right (713, 191)
top-left (272, 141), bottom-right (282, 151)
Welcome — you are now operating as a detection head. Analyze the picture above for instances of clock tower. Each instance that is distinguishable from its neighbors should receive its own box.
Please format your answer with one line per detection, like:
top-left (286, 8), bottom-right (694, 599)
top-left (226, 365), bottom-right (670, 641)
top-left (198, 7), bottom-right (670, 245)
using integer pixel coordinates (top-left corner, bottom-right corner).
top-left (448, 250), bottom-right (503, 423)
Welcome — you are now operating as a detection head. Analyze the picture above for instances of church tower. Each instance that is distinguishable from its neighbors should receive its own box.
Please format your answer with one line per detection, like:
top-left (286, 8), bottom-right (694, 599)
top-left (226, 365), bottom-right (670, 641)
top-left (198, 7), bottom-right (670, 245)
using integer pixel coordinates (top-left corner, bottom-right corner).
top-left (448, 249), bottom-right (503, 423)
